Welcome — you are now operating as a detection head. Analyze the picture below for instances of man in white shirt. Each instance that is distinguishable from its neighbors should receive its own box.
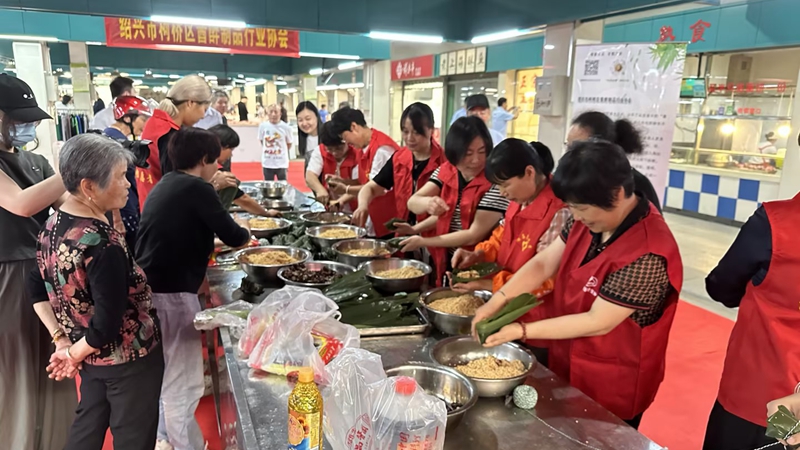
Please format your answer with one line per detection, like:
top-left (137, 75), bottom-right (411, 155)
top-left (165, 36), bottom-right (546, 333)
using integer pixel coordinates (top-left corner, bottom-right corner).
top-left (193, 105), bottom-right (223, 130)
top-left (465, 94), bottom-right (505, 147)
top-left (258, 103), bottom-right (293, 181)
top-left (89, 76), bottom-right (135, 130)
top-left (491, 97), bottom-right (518, 139)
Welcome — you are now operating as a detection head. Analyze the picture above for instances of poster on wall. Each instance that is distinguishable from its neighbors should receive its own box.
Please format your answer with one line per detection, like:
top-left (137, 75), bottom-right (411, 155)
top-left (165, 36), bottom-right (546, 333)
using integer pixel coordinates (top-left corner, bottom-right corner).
top-left (465, 48), bottom-right (476, 73)
top-left (439, 54), bottom-right (449, 76)
top-left (456, 50), bottom-right (466, 74)
top-left (571, 43), bottom-right (686, 204)
top-left (475, 47), bottom-right (487, 72)
top-left (447, 52), bottom-right (457, 74)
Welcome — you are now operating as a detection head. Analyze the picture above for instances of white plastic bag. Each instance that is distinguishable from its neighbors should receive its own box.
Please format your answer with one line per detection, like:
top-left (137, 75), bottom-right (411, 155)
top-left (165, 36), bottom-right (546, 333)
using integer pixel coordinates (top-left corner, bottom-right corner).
top-left (371, 376), bottom-right (447, 450)
top-left (323, 349), bottom-right (387, 450)
top-left (193, 300), bottom-right (253, 339)
top-left (237, 287), bottom-right (299, 357)
top-left (247, 287), bottom-right (354, 380)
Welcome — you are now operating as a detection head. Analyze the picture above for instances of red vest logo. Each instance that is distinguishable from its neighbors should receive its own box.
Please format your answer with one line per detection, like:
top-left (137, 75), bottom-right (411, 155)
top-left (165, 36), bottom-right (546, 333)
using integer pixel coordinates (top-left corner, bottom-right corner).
top-left (582, 276), bottom-right (599, 297)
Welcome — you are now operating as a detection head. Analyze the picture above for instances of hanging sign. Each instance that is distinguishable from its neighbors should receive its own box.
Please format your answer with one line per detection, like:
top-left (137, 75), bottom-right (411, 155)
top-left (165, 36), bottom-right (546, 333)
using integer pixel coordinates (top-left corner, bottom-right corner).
top-left (391, 55), bottom-right (435, 81)
top-left (104, 17), bottom-right (300, 57)
top-left (571, 43), bottom-right (686, 204)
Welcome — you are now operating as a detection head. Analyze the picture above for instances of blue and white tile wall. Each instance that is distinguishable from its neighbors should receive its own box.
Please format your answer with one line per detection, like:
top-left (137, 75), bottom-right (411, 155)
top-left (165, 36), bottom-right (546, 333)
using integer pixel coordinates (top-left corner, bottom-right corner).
top-left (664, 169), bottom-right (780, 222)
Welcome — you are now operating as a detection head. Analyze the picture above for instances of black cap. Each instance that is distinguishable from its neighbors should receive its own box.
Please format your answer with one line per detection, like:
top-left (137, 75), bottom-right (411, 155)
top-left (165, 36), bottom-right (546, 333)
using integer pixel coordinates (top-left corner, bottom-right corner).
top-left (465, 94), bottom-right (490, 111)
top-left (0, 74), bottom-right (52, 123)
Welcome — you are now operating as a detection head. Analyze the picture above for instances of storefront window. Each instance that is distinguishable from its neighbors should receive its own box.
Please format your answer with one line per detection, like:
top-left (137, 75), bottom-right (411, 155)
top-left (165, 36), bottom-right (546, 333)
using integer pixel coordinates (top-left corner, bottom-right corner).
top-left (671, 49), bottom-right (799, 177)
top-left (446, 78), bottom-right (499, 131)
top-left (392, 81), bottom-right (445, 143)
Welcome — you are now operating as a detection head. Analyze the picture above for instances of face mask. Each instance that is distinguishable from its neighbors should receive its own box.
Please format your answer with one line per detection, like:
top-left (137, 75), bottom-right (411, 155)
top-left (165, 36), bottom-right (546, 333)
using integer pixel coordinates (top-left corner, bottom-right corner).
top-left (11, 122), bottom-right (37, 148)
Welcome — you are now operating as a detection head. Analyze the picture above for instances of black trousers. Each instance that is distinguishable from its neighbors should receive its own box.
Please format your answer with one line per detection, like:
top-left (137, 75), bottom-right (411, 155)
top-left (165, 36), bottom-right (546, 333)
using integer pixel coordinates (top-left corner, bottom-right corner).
top-left (703, 400), bottom-right (777, 450)
top-left (65, 346), bottom-right (164, 450)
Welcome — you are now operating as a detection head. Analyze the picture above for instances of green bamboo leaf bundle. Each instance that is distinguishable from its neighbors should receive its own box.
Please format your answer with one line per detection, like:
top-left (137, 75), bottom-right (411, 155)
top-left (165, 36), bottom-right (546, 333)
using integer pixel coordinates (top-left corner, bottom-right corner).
top-left (476, 293), bottom-right (541, 344)
top-left (766, 405), bottom-right (800, 441)
top-left (452, 262), bottom-right (502, 284)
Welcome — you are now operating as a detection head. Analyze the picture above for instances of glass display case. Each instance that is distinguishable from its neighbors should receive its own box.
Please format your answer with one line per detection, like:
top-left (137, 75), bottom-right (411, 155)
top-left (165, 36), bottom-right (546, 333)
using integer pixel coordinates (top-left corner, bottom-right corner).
top-left (670, 81), bottom-right (794, 178)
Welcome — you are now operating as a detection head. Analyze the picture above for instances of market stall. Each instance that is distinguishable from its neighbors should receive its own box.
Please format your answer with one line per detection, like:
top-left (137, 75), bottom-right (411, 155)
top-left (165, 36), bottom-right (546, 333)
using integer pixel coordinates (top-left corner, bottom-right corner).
top-left (203, 182), bottom-right (664, 450)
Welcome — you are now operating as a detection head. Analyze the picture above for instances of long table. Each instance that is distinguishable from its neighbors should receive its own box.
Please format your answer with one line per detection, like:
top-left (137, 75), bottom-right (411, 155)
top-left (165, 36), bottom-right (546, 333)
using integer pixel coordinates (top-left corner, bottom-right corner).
top-left (205, 266), bottom-right (665, 450)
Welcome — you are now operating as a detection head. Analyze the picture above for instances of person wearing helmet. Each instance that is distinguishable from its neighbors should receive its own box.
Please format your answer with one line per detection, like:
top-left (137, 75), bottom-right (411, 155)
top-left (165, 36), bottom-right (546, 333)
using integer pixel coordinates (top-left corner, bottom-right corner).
top-left (103, 95), bottom-right (153, 249)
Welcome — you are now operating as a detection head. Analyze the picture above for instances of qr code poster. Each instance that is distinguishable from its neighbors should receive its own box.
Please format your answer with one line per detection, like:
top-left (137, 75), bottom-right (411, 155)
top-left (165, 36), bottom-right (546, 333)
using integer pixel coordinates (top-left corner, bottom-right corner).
top-left (571, 43), bottom-right (686, 205)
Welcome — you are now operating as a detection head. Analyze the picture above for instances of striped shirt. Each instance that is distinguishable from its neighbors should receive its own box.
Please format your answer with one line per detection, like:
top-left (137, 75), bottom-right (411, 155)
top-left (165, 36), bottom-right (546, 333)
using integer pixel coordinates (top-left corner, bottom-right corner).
top-left (429, 168), bottom-right (509, 233)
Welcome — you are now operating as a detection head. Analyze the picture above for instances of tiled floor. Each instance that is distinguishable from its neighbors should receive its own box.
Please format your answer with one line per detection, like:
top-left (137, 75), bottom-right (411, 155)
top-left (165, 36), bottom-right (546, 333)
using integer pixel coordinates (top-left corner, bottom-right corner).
top-left (664, 212), bottom-right (739, 321)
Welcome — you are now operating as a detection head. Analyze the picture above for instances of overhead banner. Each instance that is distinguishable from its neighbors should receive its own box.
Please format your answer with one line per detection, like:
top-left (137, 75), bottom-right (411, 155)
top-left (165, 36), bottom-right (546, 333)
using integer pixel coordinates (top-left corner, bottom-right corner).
top-left (391, 55), bottom-right (435, 81)
top-left (571, 43), bottom-right (686, 204)
top-left (104, 17), bottom-right (300, 57)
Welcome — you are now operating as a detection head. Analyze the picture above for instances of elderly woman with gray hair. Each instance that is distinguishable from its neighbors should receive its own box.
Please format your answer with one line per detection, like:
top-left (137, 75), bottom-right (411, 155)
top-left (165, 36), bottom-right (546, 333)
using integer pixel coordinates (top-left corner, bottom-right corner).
top-left (29, 133), bottom-right (163, 450)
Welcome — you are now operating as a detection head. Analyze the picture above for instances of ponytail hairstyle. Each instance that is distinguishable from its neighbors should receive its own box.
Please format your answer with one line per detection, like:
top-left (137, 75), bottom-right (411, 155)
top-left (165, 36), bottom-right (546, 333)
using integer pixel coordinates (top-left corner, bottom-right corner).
top-left (158, 75), bottom-right (212, 121)
top-left (571, 111), bottom-right (643, 155)
top-left (486, 138), bottom-right (554, 184)
top-left (400, 102), bottom-right (435, 136)
top-left (296, 101), bottom-right (322, 157)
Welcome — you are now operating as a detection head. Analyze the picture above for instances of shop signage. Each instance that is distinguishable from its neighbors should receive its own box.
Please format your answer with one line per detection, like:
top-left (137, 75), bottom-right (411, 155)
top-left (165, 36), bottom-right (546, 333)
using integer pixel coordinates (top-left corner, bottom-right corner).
top-left (104, 17), bottom-right (300, 57)
top-left (475, 47), bottom-right (487, 72)
top-left (571, 43), bottom-right (686, 204)
top-left (438, 47), bottom-right (486, 76)
top-left (456, 50), bottom-right (466, 74)
top-left (447, 52), bottom-right (457, 75)
top-left (391, 55), bottom-right (435, 81)
top-left (439, 54), bottom-right (449, 76)
top-left (465, 48), bottom-right (476, 73)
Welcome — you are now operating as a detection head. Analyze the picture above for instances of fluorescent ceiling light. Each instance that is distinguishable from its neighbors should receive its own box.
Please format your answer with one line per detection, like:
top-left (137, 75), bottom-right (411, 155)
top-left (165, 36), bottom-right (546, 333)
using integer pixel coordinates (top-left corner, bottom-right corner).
top-left (339, 82), bottom-right (365, 89)
top-left (245, 77), bottom-right (255, 82)
top-left (133, 79), bottom-right (143, 85)
top-left (544, 44), bottom-right (555, 50)
top-left (152, 74), bottom-right (169, 78)
top-left (308, 68), bottom-right (325, 76)
top-left (86, 41), bottom-right (104, 46)
top-left (120, 72), bottom-right (129, 77)
top-left (317, 84), bottom-right (339, 91)
top-left (0, 34), bottom-right (59, 42)
top-left (238, 74), bottom-right (244, 78)
top-left (198, 72), bottom-right (205, 77)
top-left (169, 74), bottom-right (180, 79)
top-left (150, 15), bottom-right (246, 29)
top-left (471, 29), bottom-right (523, 44)
top-left (368, 31), bottom-right (443, 43)
top-left (338, 61), bottom-right (364, 70)
top-left (279, 88), bottom-right (297, 94)
top-left (300, 51), bottom-right (360, 60)
top-left (274, 80), bottom-right (288, 86)
top-left (205, 75), bottom-right (218, 80)
top-left (61, 72), bottom-right (73, 79)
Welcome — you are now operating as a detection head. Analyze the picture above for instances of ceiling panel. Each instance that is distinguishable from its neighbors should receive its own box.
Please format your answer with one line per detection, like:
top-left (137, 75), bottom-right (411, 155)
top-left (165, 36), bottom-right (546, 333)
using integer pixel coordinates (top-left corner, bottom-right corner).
top-left (151, 0), bottom-right (212, 18)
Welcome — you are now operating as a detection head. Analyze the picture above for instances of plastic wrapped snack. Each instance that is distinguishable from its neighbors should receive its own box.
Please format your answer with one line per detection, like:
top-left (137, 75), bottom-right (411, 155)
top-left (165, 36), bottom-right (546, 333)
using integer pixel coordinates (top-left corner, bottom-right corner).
top-left (193, 300), bottom-right (253, 339)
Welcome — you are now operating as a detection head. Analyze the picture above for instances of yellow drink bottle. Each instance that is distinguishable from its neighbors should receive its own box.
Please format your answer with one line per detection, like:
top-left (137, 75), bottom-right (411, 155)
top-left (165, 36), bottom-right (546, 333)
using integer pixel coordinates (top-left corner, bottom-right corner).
top-left (288, 367), bottom-right (324, 450)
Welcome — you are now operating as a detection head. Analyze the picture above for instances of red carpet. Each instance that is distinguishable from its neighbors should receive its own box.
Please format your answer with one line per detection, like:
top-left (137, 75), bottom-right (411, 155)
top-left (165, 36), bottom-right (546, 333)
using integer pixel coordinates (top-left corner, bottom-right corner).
top-left (639, 301), bottom-right (735, 450)
top-left (231, 161), bottom-right (308, 190)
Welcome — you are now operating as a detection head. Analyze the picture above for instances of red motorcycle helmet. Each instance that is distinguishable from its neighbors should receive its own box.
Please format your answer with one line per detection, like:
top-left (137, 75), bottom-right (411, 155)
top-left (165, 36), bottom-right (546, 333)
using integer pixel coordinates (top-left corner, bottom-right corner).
top-left (112, 95), bottom-right (153, 120)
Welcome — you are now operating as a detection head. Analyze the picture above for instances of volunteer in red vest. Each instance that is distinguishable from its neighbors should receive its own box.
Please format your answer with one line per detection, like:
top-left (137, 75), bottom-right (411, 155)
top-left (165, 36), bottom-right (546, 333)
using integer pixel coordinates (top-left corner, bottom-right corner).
top-left (452, 139), bottom-right (569, 365)
top-left (401, 116), bottom-right (509, 286)
top-left (354, 102), bottom-right (446, 236)
top-left (305, 121), bottom-right (360, 211)
top-left (328, 107), bottom-right (401, 237)
top-left (474, 139), bottom-right (683, 429)
top-left (137, 75), bottom-right (235, 209)
top-left (702, 191), bottom-right (800, 450)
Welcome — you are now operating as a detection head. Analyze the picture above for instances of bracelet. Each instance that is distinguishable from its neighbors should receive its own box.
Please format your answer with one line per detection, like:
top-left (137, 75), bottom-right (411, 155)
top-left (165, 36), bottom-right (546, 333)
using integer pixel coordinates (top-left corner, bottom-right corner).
top-left (519, 322), bottom-right (527, 341)
top-left (51, 328), bottom-right (65, 344)
top-left (65, 346), bottom-right (74, 361)
top-left (345, 185), bottom-right (350, 195)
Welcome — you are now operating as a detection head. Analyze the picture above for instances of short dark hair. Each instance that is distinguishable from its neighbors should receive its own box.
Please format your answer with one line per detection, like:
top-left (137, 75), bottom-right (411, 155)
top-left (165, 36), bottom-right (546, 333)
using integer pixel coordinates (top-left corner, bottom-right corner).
top-left (62, 95), bottom-right (72, 105)
top-left (552, 140), bottom-right (634, 209)
top-left (321, 104), bottom-right (326, 109)
top-left (240, 96), bottom-right (248, 100)
top-left (444, 116), bottom-right (494, 166)
top-left (320, 121), bottom-right (344, 148)
top-left (571, 111), bottom-right (643, 155)
top-left (400, 102), bottom-right (435, 135)
top-left (486, 139), bottom-right (554, 183)
top-left (330, 107), bottom-right (367, 136)
top-left (208, 124), bottom-right (240, 149)
top-left (168, 128), bottom-right (221, 171)
top-left (110, 76), bottom-right (135, 98)
top-left (498, 97), bottom-right (507, 107)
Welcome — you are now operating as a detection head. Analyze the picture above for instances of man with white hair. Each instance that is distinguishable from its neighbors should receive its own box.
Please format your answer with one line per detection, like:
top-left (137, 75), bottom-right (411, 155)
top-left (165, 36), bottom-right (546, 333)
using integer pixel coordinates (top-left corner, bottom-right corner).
top-left (257, 103), bottom-right (292, 181)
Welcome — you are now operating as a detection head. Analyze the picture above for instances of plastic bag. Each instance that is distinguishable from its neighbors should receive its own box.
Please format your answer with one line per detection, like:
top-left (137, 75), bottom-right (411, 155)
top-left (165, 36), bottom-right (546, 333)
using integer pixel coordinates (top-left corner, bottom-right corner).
top-left (323, 349), bottom-right (387, 450)
top-left (193, 300), bottom-right (253, 339)
top-left (248, 287), bottom-right (354, 380)
top-left (371, 376), bottom-right (447, 450)
top-left (313, 317), bottom-right (361, 366)
top-left (238, 287), bottom-right (302, 358)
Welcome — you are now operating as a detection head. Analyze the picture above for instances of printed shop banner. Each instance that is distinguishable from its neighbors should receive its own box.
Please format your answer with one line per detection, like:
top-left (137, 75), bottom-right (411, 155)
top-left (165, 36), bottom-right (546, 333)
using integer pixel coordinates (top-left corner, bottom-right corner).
top-left (104, 17), bottom-right (300, 57)
top-left (571, 43), bottom-right (686, 204)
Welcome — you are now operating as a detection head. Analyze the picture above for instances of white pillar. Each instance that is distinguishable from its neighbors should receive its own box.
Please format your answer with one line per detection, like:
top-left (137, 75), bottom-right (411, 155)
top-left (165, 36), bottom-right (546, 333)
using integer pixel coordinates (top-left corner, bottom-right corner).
top-left (536, 23), bottom-right (576, 161)
top-left (778, 67), bottom-right (800, 199)
top-left (13, 42), bottom-right (58, 166)
top-left (67, 42), bottom-right (92, 111)
top-left (364, 60), bottom-right (391, 135)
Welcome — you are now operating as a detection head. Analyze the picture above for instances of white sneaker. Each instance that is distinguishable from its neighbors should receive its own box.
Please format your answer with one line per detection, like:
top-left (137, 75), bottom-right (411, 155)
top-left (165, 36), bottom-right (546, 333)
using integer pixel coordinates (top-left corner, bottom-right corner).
top-left (155, 440), bottom-right (174, 450)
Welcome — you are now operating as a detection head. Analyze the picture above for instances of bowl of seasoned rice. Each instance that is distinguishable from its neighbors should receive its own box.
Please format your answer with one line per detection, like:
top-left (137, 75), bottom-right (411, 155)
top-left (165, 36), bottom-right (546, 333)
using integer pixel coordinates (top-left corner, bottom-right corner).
top-left (420, 288), bottom-right (491, 336)
top-left (358, 258), bottom-right (432, 294)
top-left (306, 224), bottom-right (367, 250)
top-left (235, 246), bottom-right (312, 285)
top-left (430, 336), bottom-right (536, 397)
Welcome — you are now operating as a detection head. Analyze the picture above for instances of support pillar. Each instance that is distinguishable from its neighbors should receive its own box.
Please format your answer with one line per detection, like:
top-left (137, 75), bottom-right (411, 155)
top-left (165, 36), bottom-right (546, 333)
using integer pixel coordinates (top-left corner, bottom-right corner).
top-left (364, 60), bottom-right (391, 134)
top-left (68, 42), bottom-right (92, 111)
top-left (13, 42), bottom-right (57, 165)
top-left (536, 23), bottom-right (576, 161)
top-left (778, 66), bottom-right (800, 199)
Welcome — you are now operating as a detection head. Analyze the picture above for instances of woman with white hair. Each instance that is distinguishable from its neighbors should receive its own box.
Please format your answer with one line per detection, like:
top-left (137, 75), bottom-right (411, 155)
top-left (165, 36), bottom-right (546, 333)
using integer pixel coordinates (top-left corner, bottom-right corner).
top-left (30, 133), bottom-right (163, 450)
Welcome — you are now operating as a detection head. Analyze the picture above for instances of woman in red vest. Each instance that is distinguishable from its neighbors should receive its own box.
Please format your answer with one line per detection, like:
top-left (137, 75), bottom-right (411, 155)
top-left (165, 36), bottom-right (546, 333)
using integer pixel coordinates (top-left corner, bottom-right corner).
top-left (401, 116), bottom-right (509, 286)
top-left (702, 192), bottom-right (800, 449)
top-left (354, 102), bottom-right (445, 235)
top-left (305, 121), bottom-right (361, 211)
top-left (328, 107), bottom-right (401, 237)
top-left (136, 75), bottom-right (235, 210)
top-left (475, 140), bottom-right (683, 429)
top-left (452, 139), bottom-right (569, 365)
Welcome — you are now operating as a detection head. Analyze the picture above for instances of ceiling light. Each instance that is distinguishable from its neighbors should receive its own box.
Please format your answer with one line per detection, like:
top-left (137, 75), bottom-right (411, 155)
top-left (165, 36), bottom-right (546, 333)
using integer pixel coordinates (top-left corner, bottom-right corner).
top-left (61, 72), bottom-right (73, 79)
top-left (145, 69), bottom-right (152, 75)
top-left (238, 74), bottom-right (245, 78)
top-left (471, 29), bottom-right (523, 44)
top-left (338, 61), bottom-right (364, 70)
top-left (169, 74), bottom-right (180, 79)
top-left (368, 31), bottom-right (443, 43)
top-left (133, 79), bottom-right (143, 85)
top-left (246, 78), bottom-right (267, 86)
top-left (120, 72), bottom-right (130, 77)
top-left (149, 15), bottom-right (246, 29)
top-left (198, 72), bottom-right (205, 77)
top-left (245, 77), bottom-right (255, 82)
top-left (56, 68), bottom-right (63, 72)
top-left (316, 85), bottom-right (339, 91)
top-left (309, 68), bottom-right (325, 76)
top-left (339, 82), bottom-right (365, 89)
top-left (299, 52), bottom-right (360, 60)
top-left (720, 123), bottom-right (736, 135)
top-left (205, 75), bottom-right (218, 81)
top-left (274, 80), bottom-right (288, 86)
top-left (544, 44), bottom-right (555, 50)
top-left (152, 74), bottom-right (169, 78)
top-left (279, 88), bottom-right (297, 94)
top-left (86, 41), bottom-right (104, 46)
top-left (4, 67), bottom-right (16, 73)
top-left (0, 34), bottom-right (59, 42)
top-left (778, 125), bottom-right (791, 137)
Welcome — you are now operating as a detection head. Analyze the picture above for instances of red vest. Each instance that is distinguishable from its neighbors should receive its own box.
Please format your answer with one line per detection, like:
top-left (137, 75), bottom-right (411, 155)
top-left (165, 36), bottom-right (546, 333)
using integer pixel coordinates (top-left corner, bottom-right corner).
top-left (392, 139), bottom-right (445, 224)
top-left (135, 109), bottom-right (179, 211)
top-left (320, 144), bottom-right (360, 211)
top-left (496, 183), bottom-right (564, 348)
top-left (549, 204), bottom-right (683, 420)
top-left (717, 194), bottom-right (800, 426)
top-left (360, 129), bottom-right (402, 237)
top-left (429, 162), bottom-right (493, 286)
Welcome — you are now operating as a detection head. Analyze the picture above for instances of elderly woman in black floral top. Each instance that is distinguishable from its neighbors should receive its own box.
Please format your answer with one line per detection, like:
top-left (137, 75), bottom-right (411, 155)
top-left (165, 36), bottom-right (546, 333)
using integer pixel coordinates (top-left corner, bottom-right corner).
top-left (30, 133), bottom-right (163, 450)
